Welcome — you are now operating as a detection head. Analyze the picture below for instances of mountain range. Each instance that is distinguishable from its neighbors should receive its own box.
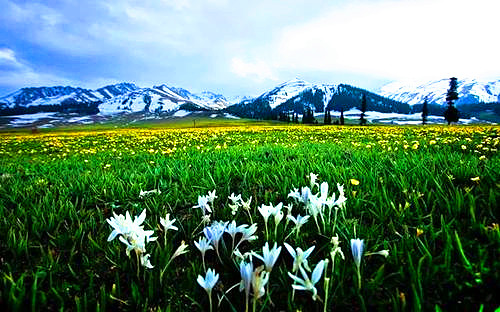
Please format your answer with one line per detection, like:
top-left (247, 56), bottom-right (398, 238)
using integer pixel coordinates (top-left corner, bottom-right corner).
top-left (0, 83), bottom-right (230, 116)
top-left (1, 78), bottom-right (499, 122)
top-left (379, 78), bottom-right (500, 105)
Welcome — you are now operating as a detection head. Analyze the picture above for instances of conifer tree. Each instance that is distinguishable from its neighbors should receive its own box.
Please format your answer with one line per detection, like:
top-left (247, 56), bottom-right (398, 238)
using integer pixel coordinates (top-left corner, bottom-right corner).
top-left (340, 107), bottom-right (345, 125)
top-left (360, 94), bottom-right (367, 125)
top-left (324, 109), bottom-right (331, 125)
top-left (422, 97), bottom-right (429, 125)
top-left (444, 77), bottom-right (459, 125)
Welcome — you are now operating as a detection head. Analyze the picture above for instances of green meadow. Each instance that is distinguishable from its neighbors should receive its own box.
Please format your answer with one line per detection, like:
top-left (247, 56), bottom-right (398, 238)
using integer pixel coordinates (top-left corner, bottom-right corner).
top-left (0, 124), bottom-right (499, 311)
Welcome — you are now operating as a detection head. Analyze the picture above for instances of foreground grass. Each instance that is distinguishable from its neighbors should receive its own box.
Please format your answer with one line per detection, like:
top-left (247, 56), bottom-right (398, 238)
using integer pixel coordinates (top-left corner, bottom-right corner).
top-left (0, 125), bottom-right (499, 311)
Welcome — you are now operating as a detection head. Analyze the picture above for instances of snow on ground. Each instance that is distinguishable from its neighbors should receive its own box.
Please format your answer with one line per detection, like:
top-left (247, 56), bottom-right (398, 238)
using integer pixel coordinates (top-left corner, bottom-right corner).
top-left (67, 116), bottom-right (94, 124)
top-left (3, 112), bottom-right (59, 126)
top-left (224, 113), bottom-right (240, 119)
top-left (210, 114), bottom-right (218, 118)
top-left (173, 110), bottom-right (191, 117)
top-left (327, 109), bottom-right (481, 124)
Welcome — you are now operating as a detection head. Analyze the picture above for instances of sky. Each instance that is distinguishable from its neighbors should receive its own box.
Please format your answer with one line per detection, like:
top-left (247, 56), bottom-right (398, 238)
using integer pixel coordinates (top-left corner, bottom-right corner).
top-left (0, 0), bottom-right (499, 97)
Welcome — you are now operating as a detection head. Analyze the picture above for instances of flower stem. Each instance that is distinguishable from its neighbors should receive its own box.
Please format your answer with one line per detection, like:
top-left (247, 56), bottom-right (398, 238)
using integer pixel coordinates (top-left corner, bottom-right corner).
top-left (135, 252), bottom-right (140, 279)
top-left (252, 294), bottom-right (257, 312)
top-left (208, 291), bottom-right (213, 312)
top-left (246, 210), bottom-right (253, 224)
top-left (356, 267), bottom-right (362, 290)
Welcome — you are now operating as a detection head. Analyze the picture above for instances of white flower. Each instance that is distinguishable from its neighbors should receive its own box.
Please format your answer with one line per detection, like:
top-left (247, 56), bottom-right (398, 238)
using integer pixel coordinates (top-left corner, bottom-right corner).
top-left (193, 195), bottom-right (211, 214)
top-left (284, 243), bottom-right (315, 272)
top-left (239, 223), bottom-right (258, 243)
top-left (160, 213), bottom-right (178, 232)
top-left (106, 211), bottom-right (131, 242)
top-left (203, 221), bottom-right (227, 249)
top-left (269, 202), bottom-right (284, 224)
top-left (207, 189), bottom-right (217, 204)
top-left (197, 268), bottom-right (219, 293)
top-left (233, 248), bottom-right (253, 261)
top-left (254, 242), bottom-right (282, 273)
top-left (107, 209), bottom-right (157, 266)
top-left (288, 260), bottom-right (325, 300)
top-left (140, 253), bottom-right (154, 268)
top-left (229, 203), bottom-right (240, 216)
top-left (377, 250), bottom-right (389, 258)
top-left (251, 266), bottom-right (270, 299)
top-left (309, 173), bottom-right (319, 189)
top-left (226, 221), bottom-right (250, 240)
top-left (319, 182), bottom-right (329, 203)
top-left (228, 193), bottom-right (242, 204)
top-left (258, 204), bottom-right (273, 224)
top-left (288, 214), bottom-right (310, 233)
top-left (366, 249), bottom-right (389, 258)
top-left (171, 240), bottom-right (189, 259)
top-left (139, 189), bottom-right (161, 198)
top-left (239, 260), bottom-right (253, 297)
top-left (330, 235), bottom-right (345, 260)
top-left (336, 183), bottom-right (347, 209)
top-left (288, 188), bottom-right (301, 201)
top-left (194, 236), bottom-right (214, 256)
top-left (301, 186), bottom-right (312, 203)
top-left (306, 194), bottom-right (324, 219)
top-left (201, 214), bottom-right (211, 225)
top-left (241, 196), bottom-right (252, 211)
top-left (350, 238), bottom-right (364, 269)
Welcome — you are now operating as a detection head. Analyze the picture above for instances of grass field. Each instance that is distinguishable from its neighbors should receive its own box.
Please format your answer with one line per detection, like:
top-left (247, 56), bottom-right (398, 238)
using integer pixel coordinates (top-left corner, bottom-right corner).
top-left (0, 123), bottom-right (499, 311)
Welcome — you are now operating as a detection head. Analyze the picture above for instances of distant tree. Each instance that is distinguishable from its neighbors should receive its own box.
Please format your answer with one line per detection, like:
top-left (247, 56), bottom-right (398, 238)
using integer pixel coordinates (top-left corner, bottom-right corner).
top-left (340, 107), bottom-right (345, 125)
top-left (360, 94), bottom-right (367, 125)
top-left (444, 77), bottom-right (459, 125)
top-left (324, 109), bottom-right (332, 125)
top-left (422, 97), bottom-right (429, 125)
top-left (303, 107), bottom-right (315, 124)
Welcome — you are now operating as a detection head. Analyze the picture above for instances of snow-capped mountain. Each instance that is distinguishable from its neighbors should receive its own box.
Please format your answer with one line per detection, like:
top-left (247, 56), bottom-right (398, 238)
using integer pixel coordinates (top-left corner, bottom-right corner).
top-left (0, 83), bottom-right (138, 109)
top-left (1, 86), bottom-right (99, 108)
top-left (379, 78), bottom-right (500, 106)
top-left (226, 79), bottom-right (410, 118)
top-left (0, 83), bottom-right (231, 115)
top-left (257, 79), bottom-right (319, 109)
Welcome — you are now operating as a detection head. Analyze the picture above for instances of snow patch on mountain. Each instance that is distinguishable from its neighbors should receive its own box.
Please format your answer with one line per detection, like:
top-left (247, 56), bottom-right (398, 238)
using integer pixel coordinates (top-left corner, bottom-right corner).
top-left (254, 78), bottom-right (338, 110)
top-left (380, 78), bottom-right (500, 105)
top-left (258, 78), bottom-right (314, 109)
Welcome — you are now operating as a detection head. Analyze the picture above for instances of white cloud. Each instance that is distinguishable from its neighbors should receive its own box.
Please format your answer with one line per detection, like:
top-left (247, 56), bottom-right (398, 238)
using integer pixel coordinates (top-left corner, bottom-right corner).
top-left (0, 48), bottom-right (18, 64)
top-left (230, 57), bottom-right (277, 82)
top-left (270, 0), bottom-right (500, 82)
top-left (0, 48), bottom-right (23, 70)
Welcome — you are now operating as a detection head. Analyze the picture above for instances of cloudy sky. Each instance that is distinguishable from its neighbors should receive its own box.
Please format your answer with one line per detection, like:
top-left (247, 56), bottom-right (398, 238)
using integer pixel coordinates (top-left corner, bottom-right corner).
top-left (0, 0), bottom-right (499, 97)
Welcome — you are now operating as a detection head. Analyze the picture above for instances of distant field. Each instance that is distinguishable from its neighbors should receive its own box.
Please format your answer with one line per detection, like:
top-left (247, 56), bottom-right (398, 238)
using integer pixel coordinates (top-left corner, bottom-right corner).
top-left (0, 124), bottom-right (499, 311)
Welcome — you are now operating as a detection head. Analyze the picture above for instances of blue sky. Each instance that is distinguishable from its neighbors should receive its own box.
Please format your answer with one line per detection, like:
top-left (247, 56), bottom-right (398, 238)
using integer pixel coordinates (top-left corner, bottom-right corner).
top-left (0, 0), bottom-right (499, 97)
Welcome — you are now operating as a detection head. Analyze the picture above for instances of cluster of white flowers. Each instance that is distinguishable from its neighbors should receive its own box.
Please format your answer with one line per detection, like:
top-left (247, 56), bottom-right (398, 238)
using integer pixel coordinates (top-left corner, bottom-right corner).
top-left (288, 174), bottom-right (347, 234)
top-left (104, 174), bottom-right (390, 311)
top-left (106, 209), bottom-right (157, 268)
top-left (193, 190), bottom-right (217, 215)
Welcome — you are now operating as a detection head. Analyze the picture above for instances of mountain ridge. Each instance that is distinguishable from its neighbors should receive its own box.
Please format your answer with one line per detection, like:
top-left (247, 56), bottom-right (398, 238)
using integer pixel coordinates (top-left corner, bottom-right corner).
top-left (0, 82), bottom-right (232, 115)
top-left (1, 78), bottom-right (499, 121)
top-left (379, 78), bottom-right (500, 106)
